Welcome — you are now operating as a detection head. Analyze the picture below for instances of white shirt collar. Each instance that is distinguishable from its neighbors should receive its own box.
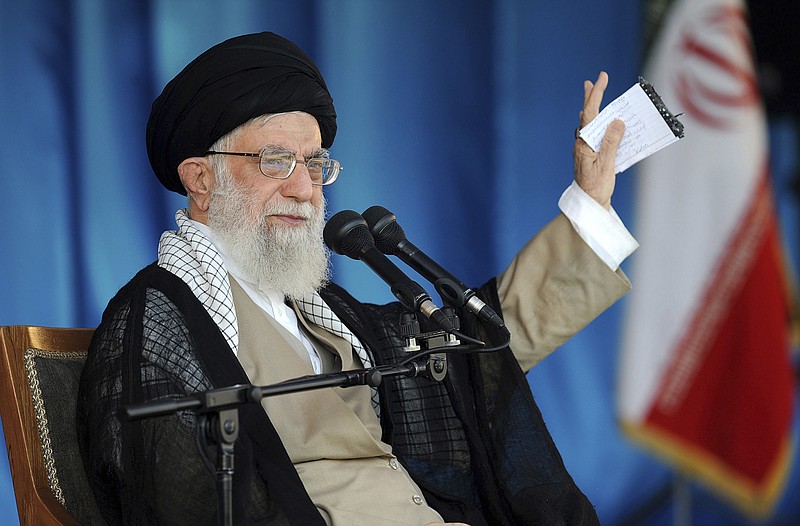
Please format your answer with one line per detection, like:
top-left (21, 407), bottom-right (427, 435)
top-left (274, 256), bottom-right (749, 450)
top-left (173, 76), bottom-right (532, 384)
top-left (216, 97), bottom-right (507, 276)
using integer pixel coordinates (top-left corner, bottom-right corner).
top-left (187, 218), bottom-right (322, 373)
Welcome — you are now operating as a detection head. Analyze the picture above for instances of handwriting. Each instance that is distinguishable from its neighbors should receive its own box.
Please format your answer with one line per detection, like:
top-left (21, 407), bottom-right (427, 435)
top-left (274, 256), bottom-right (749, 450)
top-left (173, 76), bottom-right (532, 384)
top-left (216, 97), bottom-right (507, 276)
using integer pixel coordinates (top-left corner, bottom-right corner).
top-left (579, 82), bottom-right (682, 173)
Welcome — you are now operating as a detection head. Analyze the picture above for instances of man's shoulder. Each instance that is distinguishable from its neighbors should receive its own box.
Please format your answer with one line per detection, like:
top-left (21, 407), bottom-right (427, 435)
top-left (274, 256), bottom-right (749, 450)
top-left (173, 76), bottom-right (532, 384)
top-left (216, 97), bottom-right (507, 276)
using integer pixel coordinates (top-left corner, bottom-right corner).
top-left (319, 280), bottom-right (352, 303)
top-left (320, 281), bottom-right (403, 317)
top-left (111, 262), bottom-right (192, 297)
top-left (97, 262), bottom-right (198, 325)
top-left (319, 281), bottom-right (410, 343)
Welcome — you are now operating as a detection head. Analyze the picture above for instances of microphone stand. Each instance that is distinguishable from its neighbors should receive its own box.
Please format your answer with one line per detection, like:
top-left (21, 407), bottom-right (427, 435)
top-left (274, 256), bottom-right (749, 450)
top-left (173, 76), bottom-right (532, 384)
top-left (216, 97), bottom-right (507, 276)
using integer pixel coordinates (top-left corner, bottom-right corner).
top-left (120, 351), bottom-right (452, 526)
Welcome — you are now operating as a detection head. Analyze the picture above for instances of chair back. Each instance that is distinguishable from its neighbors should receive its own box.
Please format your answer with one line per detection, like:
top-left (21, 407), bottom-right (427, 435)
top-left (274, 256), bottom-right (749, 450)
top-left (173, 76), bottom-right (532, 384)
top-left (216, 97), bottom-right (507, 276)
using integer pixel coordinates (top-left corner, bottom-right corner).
top-left (0, 325), bottom-right (106, 525)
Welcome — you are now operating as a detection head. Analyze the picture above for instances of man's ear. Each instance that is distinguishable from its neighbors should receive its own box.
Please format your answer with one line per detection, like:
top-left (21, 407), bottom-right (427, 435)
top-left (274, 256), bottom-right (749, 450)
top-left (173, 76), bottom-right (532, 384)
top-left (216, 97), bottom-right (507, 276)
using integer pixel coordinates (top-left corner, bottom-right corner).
top-left (178, 157), bottom-right (215, 219)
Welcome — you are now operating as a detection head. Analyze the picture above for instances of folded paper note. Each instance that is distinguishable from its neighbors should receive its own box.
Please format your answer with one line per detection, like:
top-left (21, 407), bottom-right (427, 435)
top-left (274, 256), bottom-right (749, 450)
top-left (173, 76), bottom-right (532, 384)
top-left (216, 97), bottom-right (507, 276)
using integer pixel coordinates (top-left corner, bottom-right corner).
top-left (579, 77), bottom-right (685, 173)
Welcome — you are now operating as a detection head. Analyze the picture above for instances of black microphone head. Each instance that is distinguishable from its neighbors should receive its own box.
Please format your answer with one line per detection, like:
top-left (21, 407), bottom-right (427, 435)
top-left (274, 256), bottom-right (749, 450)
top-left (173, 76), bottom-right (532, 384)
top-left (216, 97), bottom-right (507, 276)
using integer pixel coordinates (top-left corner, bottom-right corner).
top-left (362, 205), bottom-right (407, 254)
top-left (323, 210), bottom-right (375, 259)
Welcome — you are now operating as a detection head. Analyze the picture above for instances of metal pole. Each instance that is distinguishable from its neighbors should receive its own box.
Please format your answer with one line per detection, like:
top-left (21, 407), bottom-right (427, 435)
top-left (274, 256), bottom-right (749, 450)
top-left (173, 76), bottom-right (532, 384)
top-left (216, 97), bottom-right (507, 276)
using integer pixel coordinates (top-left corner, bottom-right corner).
top-left (673, 471), bottom-right (692, 526)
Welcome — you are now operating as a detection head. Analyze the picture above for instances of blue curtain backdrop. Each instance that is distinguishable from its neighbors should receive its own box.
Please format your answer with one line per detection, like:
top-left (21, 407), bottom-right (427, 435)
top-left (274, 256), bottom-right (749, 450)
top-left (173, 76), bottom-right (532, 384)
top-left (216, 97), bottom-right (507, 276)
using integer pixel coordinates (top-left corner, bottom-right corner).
top-left (1, 1), bottom-right (798, 524)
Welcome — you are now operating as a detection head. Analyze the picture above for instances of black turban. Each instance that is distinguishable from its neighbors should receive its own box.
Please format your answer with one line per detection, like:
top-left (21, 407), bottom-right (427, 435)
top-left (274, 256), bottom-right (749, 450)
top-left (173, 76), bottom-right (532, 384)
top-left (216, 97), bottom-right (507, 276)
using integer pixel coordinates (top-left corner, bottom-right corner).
top-left (146, 32), bottom-right (337, 195)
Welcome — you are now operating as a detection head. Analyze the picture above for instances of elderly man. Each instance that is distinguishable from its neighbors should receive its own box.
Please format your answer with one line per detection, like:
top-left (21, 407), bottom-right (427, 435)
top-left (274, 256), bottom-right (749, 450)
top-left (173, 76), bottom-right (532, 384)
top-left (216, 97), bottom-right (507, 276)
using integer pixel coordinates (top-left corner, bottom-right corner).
top-left (78, 32), bottom-right (635, 525)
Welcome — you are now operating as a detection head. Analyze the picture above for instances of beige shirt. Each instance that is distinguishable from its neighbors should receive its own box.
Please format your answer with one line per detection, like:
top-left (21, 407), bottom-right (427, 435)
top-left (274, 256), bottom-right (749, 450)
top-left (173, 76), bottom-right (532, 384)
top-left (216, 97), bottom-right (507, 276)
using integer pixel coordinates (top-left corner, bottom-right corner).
top-left (231, 277), bottom-right (445, 525)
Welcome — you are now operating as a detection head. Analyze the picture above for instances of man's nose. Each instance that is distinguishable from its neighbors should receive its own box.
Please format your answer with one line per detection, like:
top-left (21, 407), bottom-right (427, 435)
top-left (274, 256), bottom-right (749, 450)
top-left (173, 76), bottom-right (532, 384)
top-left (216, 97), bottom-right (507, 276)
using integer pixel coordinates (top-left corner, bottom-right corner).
top-left (280, 163), bottom-right (314, 201)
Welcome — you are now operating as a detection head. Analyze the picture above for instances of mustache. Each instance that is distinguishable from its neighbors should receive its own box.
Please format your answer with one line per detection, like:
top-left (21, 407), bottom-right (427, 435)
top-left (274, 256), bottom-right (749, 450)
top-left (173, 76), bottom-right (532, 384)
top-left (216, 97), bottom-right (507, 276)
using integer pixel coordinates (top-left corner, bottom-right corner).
top-left (262, 200), bottom-right (318, 219)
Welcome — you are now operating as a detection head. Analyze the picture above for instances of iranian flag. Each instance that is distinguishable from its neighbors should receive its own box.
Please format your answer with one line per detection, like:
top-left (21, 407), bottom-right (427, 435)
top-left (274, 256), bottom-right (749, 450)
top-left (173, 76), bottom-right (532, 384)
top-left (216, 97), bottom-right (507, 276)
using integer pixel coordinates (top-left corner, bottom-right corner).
top-left (619, 0), bottom-right (795, 515)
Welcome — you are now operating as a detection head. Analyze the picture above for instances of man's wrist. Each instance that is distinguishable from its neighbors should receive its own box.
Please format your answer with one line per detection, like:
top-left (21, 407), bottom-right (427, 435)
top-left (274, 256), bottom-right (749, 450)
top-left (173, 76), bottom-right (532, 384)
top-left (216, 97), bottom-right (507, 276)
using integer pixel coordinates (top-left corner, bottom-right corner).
top-left (558, 181), bottom-right (639, 270)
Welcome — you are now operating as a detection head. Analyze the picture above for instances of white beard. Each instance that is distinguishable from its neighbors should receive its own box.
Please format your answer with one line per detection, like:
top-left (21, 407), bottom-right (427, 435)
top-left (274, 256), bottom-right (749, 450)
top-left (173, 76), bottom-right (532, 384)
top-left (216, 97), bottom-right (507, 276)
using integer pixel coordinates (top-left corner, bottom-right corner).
top-left (207, 179), bottom-right (330, 300)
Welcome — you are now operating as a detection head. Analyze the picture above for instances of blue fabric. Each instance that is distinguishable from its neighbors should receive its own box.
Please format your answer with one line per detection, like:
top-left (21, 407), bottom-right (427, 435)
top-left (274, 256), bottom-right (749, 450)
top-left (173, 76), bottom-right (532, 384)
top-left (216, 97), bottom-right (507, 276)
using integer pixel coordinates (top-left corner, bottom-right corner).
top-left (1, 1), bottom-right (797, 525)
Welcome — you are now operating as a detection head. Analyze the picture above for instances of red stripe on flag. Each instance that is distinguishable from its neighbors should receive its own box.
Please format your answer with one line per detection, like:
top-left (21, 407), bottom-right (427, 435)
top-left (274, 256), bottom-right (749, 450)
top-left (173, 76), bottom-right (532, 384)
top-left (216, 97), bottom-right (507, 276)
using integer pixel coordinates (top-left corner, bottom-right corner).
top-left (643, 169), bottom-right (794, 493)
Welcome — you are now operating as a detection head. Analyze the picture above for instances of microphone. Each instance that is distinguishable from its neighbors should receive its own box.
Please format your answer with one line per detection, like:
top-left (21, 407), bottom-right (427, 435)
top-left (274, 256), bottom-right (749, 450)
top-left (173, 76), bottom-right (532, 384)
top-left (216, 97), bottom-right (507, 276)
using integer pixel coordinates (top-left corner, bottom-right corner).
top-left (362, 205), bottom-right (506, 331)
top-left (323, 210), bottom-right (456, 333)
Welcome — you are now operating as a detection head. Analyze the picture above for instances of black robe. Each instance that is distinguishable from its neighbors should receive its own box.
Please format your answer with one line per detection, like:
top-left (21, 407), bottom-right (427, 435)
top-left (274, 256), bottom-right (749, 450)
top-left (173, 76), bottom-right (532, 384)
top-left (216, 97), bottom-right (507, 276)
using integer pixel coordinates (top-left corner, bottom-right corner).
top-left (77, 263), bottom-right (600, 525)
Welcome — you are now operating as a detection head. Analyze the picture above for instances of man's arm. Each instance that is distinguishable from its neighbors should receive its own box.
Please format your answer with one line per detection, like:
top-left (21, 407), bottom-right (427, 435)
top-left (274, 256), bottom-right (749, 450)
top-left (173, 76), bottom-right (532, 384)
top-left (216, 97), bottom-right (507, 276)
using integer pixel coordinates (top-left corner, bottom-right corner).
top-left (78, 293), bottom-right (222, 524)
top-left (496, 72), bottom-right (635, 372)
top-left (497, 213), bottom-right (631, 372)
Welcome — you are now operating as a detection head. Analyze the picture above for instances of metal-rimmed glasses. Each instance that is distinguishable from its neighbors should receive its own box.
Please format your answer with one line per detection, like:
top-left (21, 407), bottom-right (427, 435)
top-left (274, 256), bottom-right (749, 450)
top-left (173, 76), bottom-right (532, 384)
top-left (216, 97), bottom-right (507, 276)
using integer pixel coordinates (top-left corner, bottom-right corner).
top-left (204, 147), bottom-right (342, 186)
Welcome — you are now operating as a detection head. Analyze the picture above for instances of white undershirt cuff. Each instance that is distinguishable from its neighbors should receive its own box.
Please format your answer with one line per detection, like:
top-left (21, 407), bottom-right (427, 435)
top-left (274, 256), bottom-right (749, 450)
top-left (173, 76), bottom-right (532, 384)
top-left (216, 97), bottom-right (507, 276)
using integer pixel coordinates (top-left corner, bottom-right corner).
top-left (558, 180), bottom-right (639, 270)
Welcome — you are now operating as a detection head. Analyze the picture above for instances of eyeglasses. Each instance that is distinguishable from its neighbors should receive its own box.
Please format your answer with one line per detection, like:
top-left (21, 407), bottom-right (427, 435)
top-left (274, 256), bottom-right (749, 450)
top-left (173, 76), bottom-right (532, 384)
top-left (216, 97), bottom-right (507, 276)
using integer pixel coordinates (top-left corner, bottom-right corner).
top-left (204, 147), bottom-right (342, 186)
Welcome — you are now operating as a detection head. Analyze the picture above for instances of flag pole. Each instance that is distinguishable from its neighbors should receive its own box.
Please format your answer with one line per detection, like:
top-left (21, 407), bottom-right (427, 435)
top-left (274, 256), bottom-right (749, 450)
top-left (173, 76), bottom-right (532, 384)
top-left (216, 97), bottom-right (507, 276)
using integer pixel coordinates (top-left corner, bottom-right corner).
top-left (673, 471), bottom-right (693, 526)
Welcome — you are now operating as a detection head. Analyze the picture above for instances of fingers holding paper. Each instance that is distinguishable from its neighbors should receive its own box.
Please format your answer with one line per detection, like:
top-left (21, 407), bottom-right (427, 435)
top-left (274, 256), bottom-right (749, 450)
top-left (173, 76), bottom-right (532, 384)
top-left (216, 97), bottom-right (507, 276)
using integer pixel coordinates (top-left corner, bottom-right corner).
top-left (574, 71), bottom-right (625, 210)
top-left (580, 71), bottom-right (608, 125)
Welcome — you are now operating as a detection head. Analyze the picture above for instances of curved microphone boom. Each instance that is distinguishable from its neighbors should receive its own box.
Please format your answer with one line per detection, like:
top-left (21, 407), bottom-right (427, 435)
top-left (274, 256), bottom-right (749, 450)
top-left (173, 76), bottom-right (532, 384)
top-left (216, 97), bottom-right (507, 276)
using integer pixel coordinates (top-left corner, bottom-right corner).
top-left (362, 205), bottom-right (507, 332)
top-left (323, 210), bottom-right (456, 333)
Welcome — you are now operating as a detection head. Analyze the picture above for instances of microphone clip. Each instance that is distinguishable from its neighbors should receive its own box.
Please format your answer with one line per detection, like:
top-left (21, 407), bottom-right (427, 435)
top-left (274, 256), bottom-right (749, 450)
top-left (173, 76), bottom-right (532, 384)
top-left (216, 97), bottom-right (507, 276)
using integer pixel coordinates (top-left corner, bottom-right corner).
top-left (399, 309), bottom-right (460, 352)
top-left (399, 309), bottom-right (460, 383)
top-left (411, 353), bottom-right (448, 382)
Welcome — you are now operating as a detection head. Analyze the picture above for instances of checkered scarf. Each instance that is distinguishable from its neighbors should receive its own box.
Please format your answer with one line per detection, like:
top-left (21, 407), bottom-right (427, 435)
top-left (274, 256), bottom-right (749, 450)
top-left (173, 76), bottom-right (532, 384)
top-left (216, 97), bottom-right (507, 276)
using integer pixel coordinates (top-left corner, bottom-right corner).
top-left (158, 209), bottom-right (240, 354)
top-left (157, 210), bottom-right (377, 406)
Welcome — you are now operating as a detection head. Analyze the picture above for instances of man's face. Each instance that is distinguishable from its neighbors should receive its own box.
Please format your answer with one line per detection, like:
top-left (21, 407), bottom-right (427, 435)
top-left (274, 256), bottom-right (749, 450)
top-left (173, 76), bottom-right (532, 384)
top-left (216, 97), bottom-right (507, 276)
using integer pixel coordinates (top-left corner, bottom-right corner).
top-left (225, 111), bottom-right (325, 219)
top-left (206, 112), bottom-right (330, 298)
